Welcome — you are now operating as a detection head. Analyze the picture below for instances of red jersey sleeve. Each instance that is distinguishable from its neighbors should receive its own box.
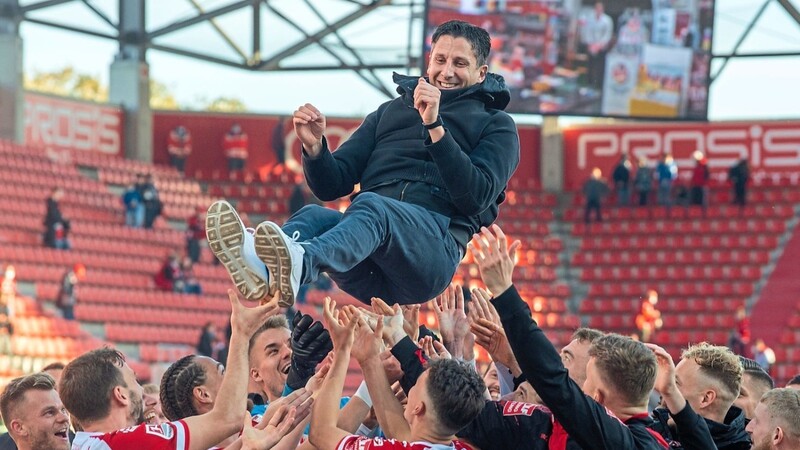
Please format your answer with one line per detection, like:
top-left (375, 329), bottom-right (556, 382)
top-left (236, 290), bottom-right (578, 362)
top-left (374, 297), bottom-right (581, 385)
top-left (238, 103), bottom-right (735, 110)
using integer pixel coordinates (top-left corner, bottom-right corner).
top-left (335, 435), bottom-right (471, 450)
top-left (73, 421), bottom-right (190, 450)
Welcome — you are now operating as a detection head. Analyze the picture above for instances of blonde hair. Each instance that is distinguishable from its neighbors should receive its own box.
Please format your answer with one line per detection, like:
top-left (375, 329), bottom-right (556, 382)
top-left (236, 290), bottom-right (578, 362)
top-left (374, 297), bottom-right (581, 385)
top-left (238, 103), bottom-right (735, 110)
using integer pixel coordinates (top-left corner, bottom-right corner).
top-left (682, 342), bottom-right (743, 405)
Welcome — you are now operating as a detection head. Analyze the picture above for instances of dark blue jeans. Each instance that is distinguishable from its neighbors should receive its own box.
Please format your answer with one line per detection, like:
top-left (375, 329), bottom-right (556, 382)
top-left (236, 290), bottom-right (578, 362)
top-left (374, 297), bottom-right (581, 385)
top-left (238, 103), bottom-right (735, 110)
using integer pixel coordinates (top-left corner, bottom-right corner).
top-left (282, 192), bottom-right (461, 305)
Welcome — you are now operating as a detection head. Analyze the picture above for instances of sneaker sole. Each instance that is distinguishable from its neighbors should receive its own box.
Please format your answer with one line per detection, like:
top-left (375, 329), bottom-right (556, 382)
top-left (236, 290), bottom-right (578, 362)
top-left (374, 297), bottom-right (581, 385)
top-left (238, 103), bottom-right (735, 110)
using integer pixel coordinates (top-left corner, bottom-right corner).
top-left (206, 201), bottom-right (268, 302)
top-left (254, 222), bottom-right (295, 308)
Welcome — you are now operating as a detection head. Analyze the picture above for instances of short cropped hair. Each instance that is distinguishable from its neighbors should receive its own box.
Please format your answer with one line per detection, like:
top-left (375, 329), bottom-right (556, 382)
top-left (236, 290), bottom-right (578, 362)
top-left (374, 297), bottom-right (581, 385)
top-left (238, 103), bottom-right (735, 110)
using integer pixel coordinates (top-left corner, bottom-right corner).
top-left (760, 388), bottom-right (800, 438)
top-left (249, 316), bottom-right (289, 353)
top-left (431, 20), bottom-right (491, 66)
top-left (0, 373), bottom-right (57, 427)
top-left (589, 334), bottom-right (656, 405)
top-left (787, 374), bottom-right (800, 388)
top-left (682, 343), bottom-right (743, 405)
top-left (572, 328), bottom-right (604, 344)
top-left (59, 348), bottom-right (128, 425)
top-left (41, 362), bottom-right (66, 372)
top-left (740, 356), bottom-right (774, 391)
top-left (425, 359), bottom-right (486, 434)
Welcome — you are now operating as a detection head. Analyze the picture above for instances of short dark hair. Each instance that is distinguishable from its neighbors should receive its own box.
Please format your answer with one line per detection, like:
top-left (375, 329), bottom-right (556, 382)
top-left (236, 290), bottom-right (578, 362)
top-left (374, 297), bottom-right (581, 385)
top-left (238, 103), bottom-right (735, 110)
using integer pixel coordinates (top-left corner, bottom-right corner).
top-left (572, 328), bottom-right (604, 344)
top-left (740, 356), bottom-right (774, 390)
top-left (787, 374), bottom-right (800, 387)
top-left (424, 359), bottom-right (485, 433)
top-left (42, 362), bottom-right (66, 372)
top-left (0, 373), bottom-right (57, 428)
top-left (249, 315), bottom-right (289, 353)
top-left (59, 348), bottom-right (128, 425)
top-left (431, 20), bottom-right (491, 67)
top-left (589, 334), bottom-right (657, 406)
top-left (160, 355), bottom-right (208, 421)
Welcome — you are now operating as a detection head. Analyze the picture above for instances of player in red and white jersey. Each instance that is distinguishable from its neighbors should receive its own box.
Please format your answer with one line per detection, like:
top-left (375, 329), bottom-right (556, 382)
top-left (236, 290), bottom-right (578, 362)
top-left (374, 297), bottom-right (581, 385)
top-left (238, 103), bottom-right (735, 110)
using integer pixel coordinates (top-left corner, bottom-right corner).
top-left (308, 298), bottom-right (486, 450)
top-left (60, 290), bottom-right (288, 450)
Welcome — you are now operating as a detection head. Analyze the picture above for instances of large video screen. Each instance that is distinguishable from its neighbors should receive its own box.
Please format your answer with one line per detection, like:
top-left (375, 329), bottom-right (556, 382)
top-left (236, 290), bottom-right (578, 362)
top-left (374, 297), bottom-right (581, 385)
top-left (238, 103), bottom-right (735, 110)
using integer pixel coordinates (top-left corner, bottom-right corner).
top-left (424, 0), bottom-right (715, 120)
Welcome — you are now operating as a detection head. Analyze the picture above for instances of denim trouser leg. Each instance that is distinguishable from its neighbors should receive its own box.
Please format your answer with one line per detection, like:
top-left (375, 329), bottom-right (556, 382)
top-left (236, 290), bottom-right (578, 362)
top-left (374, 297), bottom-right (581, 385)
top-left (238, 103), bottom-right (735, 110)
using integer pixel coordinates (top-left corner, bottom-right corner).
top-left (292, 192), bottom-right (460, 305)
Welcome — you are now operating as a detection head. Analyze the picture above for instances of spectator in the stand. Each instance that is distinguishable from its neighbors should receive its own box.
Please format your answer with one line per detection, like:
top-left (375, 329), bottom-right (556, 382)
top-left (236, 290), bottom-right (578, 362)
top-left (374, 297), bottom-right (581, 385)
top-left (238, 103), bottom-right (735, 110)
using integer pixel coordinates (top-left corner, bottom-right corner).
top-left (729, 306), bottom-right (751, 357)
top-left (43, 188), bottom-right (71, 250)
top-left (197, 322), bottom-right (216, 358)
top-left (582, 167), bottom-right (608, 223)
top-left (734, 356), bottom-right (774, 421)
top-left (167, 125), bottom-right (192, 173)
top-left (138, 173), bottom-right (162, 229)
top-left (57, 264), bottom-right (84, 320)
top-left (728, 158), bottom-right (749, 207)
top-left (690, 151), bottom-right (710, 206)
top-left (180, 257), bottom-right (202, 295)
top-left (786, 375), bottom-right (800, 389)
top-left (121, 180), bottom-right (144, 228)
top-left (0, 373), bottom-right (70, 450)
top-left (154, 252), bottom-right (182, 292)
top-left (580, 1), bottom-right (613, 90)
top-left (635, 289), bottom-right (662, 343)
top-left (745, 388), bottom-right (800, 450)
top-left (223, 123), bottom-right (249, 176)
top-left (186, 207), bottom-right (205, 264)
top-left (271, 116), bottom-right (288, 166)
top-left (633, 157), bottom-right (653, 206)
top-left (753, 339), bottom-right (776, 374)
top-left (656, 153), bottom-right (677, 206)
top-left (612, 154), bottom-right (631, 206)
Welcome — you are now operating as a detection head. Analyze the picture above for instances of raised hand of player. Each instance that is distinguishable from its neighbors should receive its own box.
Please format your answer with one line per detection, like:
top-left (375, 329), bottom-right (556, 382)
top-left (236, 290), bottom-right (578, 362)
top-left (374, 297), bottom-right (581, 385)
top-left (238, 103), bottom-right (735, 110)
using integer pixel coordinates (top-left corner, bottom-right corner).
top-left (645, 343), bottom-right (686, 413)
top-left (351, 315), bottom-right (384, 364)
top-left (414, 78), bottom-right (441, 125)
top-left (322, 297), bottom-right (358, 351)
top-left (431, 283), bottom-right (469, 358)
top-left (240, 407), bottom-right (296, 450)
top-left (229, 289), bottom-right (281, 339)
top-left (469, 287), bottom-right (516, 369)
top-left (358, 297), bottom-right (406, 346)
top-left (287, 312), bottom-right (333, 390)
top-left (401, 305), bottom-right (421, 342)
top-left (469, 225), bottom-right (521, 296)
top-left (292, 103), bottom-right (326, 157)
top-left (419, 336), bottom-right (451, 364)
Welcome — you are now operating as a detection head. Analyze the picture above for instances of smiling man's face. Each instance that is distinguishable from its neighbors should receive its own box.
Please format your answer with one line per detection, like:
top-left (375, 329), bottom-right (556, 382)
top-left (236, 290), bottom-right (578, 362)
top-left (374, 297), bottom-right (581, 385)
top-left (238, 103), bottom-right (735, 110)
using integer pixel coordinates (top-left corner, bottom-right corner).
top-left (427, 35), bottom-right (487, 90)
top-left (249, 327), bottom-right (292, 402)
top-left (14, 389), bottom-right (71, 450)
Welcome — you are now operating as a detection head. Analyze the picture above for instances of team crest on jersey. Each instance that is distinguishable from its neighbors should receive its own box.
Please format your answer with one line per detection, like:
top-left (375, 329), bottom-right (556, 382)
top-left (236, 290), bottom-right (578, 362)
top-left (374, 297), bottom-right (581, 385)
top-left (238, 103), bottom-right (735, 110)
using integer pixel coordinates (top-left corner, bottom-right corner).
top-left (144, 423), bottom-right (174, 439)
top-left (502, 401), bottom-right (543, 416)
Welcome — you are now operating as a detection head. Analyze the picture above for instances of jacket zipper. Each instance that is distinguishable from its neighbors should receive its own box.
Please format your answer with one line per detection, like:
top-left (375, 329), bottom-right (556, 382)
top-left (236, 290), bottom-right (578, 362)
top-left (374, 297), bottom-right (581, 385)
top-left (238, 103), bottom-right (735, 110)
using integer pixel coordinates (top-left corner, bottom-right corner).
top-left (399, 181), bottom-right (410, 201)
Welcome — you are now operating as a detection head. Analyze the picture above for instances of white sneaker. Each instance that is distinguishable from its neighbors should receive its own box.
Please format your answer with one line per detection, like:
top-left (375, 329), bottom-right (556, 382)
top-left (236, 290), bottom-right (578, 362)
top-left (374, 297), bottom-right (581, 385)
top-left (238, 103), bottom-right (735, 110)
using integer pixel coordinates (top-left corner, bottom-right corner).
top-left (206, 200), bottom-right (270, 302)
top-left (254, 222), bottom-right (304, 307)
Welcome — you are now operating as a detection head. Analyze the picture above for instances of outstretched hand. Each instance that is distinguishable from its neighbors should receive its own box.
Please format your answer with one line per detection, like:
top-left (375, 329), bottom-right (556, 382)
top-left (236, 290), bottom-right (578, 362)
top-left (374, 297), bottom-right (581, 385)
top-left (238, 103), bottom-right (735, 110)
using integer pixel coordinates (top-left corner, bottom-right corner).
top-left (431, 284), bottom-right (469, 359)
top-left (322, 297), bottom-right (358, 351)
top-left (240, 407), bottom-right (297, 450)
top-left (469, 287), bottom-right (517, 369)
top-left (292, 103), bottom-right (325, 157)
top-left (230, 289), bottom-right (281, 339)
top-left (468, 225), bottom-right (521, 296)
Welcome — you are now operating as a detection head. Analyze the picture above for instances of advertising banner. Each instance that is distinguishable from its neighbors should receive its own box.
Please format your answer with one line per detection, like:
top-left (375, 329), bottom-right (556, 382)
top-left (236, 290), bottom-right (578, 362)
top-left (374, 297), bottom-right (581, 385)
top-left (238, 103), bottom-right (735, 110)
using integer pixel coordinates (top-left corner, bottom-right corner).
top-left (563, 122), bottom-right (800, 189)
top-left (24, 92), bottom-right (123, 155)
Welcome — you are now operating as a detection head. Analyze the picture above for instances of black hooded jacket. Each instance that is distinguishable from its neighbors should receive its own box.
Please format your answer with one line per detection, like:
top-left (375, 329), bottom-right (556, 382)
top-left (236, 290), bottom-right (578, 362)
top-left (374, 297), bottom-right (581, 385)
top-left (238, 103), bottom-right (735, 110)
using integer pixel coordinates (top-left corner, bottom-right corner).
top-left (302, 72), bottom-right (520, 250)
top-left (651, 405), bottom-right (751, 450)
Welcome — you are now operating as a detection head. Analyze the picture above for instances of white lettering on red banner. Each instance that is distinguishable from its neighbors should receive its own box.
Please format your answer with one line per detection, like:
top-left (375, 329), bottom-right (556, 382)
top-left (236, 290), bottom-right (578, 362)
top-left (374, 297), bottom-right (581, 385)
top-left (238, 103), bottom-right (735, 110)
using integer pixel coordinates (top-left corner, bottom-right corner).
top-left (23, 92), bottom-right (122, 155)
top-left (565, 122), bottom-right (800, 189)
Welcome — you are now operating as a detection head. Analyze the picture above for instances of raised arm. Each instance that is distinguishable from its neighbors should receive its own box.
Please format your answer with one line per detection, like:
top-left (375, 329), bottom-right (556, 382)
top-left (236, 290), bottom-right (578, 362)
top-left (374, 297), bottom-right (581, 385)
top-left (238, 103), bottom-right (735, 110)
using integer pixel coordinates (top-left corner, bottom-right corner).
top-left (308, 299), bottom-right (358, 450)
top-left (183, 290), bottom-right (281, 450)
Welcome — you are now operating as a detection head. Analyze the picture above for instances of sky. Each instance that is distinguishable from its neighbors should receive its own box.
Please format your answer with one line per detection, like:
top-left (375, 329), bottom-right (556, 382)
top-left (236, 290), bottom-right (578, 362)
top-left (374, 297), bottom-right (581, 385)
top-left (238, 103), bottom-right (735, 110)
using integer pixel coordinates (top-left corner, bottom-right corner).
top-left (17, 0), bottom-right (800, 122)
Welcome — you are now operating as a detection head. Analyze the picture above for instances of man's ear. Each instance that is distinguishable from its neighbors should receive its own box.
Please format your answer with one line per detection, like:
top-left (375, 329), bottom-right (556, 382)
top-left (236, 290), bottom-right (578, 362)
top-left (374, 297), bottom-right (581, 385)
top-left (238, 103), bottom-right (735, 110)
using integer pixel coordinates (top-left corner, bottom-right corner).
top-left (773, 426), bottom-right (784, 446)
top-left (593, 388), bottom-right (605, 405)
top-left (700, 389), bottom-right (717, 408)
top-left (478, 65), bottom-right (488, 83)
top-left (9, 419), bottom-right (26, 436)
top-left (250, 367), bottom-right (262, 383)
top-left (113, 385), bottom-right (129, 406)
top-left (193, 386), bottom-right (213, 405)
